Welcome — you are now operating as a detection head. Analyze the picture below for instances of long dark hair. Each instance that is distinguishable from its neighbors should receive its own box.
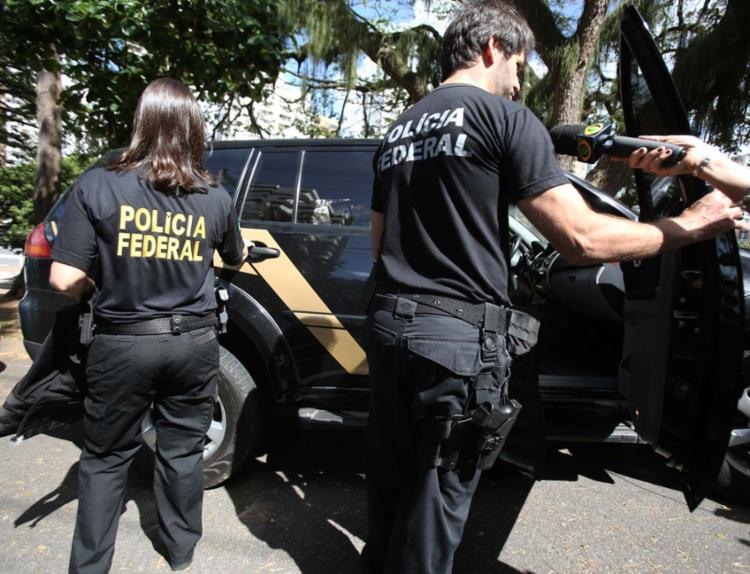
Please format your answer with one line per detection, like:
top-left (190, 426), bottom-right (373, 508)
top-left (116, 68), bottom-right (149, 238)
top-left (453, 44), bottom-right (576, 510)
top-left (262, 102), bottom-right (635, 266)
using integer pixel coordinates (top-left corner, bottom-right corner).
top-left (110, 78), bottom-right (214, 193)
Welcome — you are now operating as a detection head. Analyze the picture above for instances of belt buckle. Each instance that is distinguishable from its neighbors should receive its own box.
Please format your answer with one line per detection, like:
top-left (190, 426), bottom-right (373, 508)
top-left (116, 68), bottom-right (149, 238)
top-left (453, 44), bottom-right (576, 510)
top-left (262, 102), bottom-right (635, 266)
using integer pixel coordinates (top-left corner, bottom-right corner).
top-left (170, 315), bottom-right (183, 334)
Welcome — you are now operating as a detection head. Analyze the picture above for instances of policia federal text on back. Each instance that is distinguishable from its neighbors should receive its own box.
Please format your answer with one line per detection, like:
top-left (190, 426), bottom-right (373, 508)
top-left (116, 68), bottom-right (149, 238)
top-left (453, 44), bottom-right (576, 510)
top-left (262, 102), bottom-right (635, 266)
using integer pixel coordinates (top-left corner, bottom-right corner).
top-left (361, 2), bottom-right (744, 573)
top-left (49, 78), bottom-right (246, 573)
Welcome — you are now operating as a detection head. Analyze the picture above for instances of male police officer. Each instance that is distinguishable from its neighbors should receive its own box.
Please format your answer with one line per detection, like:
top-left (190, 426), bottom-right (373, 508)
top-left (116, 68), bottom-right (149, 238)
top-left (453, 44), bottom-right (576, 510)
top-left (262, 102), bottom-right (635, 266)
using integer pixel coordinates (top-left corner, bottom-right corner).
top-left (363, 2), bottom-right (744, 573)
top-left (50, 79), bottom-right (246, 573)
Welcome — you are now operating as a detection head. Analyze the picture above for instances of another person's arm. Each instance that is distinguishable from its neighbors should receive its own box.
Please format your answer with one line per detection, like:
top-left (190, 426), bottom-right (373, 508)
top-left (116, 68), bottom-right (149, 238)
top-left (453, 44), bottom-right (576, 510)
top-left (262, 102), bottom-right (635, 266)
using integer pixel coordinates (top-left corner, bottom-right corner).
top-left (370, 144), bottom-right (385, 262)
top-left (628, 135), bottom-right (750, 202)
top-left (371, 210), bottom-right (384, 261)
top-left (49, 263), bottom-right (94, 299)
top-left (49, 181), bottom-right (97, 299)
top-left (217, 203), bottom-right (247, 265)
top-left (518, 183), bottom-right (744, 265)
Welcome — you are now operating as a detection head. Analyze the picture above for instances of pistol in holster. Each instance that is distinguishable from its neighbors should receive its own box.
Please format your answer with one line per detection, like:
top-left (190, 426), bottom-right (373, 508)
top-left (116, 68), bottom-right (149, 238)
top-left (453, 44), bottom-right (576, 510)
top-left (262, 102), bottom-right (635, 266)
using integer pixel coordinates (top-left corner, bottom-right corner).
top-left (418, 303), bottom-right (528, 472)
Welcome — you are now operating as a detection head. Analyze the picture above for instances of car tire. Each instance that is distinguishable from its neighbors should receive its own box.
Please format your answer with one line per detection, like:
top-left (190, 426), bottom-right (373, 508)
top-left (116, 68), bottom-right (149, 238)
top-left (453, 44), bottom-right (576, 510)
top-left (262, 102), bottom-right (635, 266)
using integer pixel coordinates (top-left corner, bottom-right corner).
top-left (714, 448), bottom-right (750, 503)
top-left (202, 346), bottom-right (264, 488)
top-left (140, 345), bottom-right (263, 489)
top-left (713, 385), bottom-right (750, 503)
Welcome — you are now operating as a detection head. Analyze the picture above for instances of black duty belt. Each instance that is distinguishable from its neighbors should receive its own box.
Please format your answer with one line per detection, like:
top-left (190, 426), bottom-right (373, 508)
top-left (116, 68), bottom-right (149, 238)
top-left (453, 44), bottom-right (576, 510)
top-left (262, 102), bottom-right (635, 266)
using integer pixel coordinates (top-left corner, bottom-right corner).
top-left (372, 293), bottom-right (508, 334)
top-left (95, 314), bottom-right (217, 335)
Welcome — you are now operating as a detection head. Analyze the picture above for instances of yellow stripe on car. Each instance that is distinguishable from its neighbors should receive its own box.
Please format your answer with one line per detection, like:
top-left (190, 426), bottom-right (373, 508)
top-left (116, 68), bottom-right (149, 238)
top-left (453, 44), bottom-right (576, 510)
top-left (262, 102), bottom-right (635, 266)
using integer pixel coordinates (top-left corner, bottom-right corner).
top-left (217, 228), bottom-right (368, 376)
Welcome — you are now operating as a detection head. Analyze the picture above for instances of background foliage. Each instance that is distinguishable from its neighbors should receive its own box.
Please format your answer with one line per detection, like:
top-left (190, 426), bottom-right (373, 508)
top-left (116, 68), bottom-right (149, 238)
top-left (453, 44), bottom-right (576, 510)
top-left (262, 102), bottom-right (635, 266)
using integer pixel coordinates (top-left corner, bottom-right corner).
top-left (0, 154), bottom-right (92, 248)
top-left (1, 0), bottom-right (748, 243)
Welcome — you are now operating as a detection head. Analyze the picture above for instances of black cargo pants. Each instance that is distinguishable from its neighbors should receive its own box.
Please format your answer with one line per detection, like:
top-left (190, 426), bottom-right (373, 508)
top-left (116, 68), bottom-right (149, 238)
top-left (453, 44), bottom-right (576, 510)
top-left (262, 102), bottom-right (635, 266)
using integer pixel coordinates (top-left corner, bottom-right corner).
top-left (361, 295), bottom-right (510, 574)
top-left (69, 326), bottom-right (218, 574)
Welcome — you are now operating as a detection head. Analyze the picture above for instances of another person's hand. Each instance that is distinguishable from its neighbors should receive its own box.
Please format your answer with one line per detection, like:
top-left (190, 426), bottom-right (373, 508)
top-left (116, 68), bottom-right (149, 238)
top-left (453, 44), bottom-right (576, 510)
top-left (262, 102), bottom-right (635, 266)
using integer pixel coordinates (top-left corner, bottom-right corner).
top-left (627, 134), bottom-right (716, 178)
top-left (627, 134), bottom-right (750, 204)
top-left (242, 239), bottom-right (254, 261)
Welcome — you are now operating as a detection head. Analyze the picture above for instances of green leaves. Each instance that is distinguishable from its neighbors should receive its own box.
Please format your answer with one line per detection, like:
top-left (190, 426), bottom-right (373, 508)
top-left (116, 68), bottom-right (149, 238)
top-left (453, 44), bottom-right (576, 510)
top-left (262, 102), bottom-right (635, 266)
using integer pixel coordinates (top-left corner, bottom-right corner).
top-left (1, 0), bottom-right (287, 153)
top-left (0, 154), bottom-right (93, 248)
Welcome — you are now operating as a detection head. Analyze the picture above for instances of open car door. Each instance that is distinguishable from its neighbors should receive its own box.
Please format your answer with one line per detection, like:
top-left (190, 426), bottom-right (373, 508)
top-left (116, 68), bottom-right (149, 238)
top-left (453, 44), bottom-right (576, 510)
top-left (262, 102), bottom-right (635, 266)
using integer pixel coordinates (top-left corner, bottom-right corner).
top-left (617, 5), bottom-right (745, 510)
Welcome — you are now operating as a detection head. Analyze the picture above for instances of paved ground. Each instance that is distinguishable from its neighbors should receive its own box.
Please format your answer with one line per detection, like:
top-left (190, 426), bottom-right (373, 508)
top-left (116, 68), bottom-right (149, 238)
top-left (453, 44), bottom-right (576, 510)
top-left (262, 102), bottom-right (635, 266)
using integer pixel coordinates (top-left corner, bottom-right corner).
top-left (1, 293), bottom-right (749, 573)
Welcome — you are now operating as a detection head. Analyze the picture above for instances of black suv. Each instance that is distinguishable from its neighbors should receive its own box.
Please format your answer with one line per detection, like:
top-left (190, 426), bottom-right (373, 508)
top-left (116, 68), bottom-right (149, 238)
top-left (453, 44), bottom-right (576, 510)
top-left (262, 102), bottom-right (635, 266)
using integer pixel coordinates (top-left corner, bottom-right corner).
top-left (18, 7), bottom-right (750, 509)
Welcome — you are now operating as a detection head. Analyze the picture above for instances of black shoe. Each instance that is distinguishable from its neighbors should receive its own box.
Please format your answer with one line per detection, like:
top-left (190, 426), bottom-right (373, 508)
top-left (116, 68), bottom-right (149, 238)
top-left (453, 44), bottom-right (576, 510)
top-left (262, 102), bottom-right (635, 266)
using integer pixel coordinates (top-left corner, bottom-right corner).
top-left (168, 550), bottom-right (194, 572)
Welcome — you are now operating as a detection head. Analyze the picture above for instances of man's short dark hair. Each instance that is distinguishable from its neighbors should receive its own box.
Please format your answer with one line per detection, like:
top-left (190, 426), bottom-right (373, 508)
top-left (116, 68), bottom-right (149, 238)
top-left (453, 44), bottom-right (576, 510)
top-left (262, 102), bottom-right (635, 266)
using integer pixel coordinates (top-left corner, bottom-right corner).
top-left (441, 0), bottom-right (535, 80)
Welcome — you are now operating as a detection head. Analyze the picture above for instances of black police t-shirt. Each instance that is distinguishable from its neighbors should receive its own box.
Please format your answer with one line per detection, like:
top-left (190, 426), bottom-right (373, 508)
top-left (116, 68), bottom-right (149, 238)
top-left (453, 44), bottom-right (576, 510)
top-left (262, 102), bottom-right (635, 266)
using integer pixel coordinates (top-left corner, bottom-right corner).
top-left (372, 83), bottom-right (569, 305)
top-left (52, 167), bottom-right (245, 323)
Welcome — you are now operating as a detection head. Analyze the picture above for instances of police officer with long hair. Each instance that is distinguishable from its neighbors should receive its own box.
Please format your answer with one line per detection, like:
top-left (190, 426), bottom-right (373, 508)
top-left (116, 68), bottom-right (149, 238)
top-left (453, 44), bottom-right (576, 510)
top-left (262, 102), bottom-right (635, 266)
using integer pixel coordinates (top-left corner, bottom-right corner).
top-left (50, 78), bottom-right (246, 573)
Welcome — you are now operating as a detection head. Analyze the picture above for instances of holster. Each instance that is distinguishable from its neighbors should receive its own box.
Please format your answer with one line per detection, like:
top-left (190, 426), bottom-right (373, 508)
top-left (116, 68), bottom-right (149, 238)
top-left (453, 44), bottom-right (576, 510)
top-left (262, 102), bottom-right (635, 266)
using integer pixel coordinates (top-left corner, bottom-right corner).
top-left (417, 302), bottom-right (524, 472)
top-left (78, 295), bottom-right (95, 349)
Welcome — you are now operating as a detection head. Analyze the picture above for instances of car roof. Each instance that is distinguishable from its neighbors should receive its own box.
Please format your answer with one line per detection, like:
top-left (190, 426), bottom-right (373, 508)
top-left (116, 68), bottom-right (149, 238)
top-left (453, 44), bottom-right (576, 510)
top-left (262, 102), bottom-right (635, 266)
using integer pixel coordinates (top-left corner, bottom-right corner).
top-left (207, 138), bottom-right (380, 150)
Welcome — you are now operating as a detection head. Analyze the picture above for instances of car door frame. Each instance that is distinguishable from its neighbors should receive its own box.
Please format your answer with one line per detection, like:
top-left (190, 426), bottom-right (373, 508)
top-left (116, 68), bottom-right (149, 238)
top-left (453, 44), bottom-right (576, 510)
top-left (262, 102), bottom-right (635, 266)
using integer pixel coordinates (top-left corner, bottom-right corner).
top-left (617, 5), bottom-right (745, 510)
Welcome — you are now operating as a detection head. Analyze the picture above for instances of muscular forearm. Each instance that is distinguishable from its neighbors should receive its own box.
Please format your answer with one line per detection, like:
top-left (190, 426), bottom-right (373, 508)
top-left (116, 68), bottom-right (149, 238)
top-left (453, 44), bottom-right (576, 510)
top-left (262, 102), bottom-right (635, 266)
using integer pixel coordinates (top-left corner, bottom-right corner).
top-left (519, 185), bottom-right (743, 266)
top-left (564, 213), bottom-right (708, 264)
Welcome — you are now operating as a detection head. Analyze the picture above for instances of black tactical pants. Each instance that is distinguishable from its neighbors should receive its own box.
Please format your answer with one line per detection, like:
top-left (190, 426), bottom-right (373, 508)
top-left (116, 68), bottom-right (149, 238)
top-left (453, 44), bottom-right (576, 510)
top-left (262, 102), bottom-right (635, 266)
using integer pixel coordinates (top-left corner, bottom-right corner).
top-left (69, 327), bottom-right (218, 574)
top-left (361, 296), bottom-right (510, 574)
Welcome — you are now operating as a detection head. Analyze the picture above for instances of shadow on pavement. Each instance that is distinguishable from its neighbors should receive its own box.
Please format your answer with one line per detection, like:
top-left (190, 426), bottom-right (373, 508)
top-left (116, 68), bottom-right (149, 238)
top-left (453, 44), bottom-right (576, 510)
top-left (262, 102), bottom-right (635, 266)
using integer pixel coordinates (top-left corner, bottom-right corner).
top-left (224, 426), bottom-right (531, 574)
top-left (224, 427), bottom-right (367, 574)
top-left (11, 422), bottom-right (171, 561)
top-left (12, 423), bottom-right (750, 573)
top-left (455, 469), bottom-right (534, 573)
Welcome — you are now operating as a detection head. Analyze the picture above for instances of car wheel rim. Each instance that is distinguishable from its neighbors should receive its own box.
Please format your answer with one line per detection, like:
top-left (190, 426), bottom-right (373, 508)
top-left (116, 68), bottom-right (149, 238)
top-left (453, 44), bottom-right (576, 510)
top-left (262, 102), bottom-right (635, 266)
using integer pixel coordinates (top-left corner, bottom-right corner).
top-left (140, 395), bottom-right (227, 460)
top-left (726, 387), bottom-right (750, 478)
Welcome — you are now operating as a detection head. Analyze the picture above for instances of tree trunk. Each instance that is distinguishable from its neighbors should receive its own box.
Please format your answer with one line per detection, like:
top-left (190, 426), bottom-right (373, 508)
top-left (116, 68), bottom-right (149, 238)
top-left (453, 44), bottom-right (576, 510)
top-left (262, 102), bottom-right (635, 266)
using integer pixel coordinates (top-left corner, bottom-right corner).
top-left (585, 155), bottom-right (633, 197)
top-left (519, 0), bottom-right (610, 170)
top-left (33, 45), bottom-right (62, 225)
top-left (550, 0), bottom-right (609, 127)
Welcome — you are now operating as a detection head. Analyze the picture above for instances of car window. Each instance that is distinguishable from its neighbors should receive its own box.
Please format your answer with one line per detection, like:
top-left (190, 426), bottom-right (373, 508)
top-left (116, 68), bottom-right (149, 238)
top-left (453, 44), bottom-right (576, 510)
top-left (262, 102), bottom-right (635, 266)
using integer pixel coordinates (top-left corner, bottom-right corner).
top-left (240, 150), bottom-right (302, 224)
top-left (298, 150), bottom-right (374, 227)
top-left (203, 147), bottom-right (251, 198)
top-left (624, 49), bottom-right (683, 219)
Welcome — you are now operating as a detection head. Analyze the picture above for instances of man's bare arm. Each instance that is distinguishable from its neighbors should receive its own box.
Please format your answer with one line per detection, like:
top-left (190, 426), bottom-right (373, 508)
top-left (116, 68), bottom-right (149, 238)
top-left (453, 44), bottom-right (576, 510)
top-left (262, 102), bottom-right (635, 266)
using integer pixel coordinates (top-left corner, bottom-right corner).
top-left (517, 183), bottom-right (744, 265)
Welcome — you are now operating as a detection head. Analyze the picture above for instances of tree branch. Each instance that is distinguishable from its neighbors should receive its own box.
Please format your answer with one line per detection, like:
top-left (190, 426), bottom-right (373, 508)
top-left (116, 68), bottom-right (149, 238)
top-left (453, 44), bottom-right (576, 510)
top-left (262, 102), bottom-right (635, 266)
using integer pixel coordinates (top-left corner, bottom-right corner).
top-left (336, 88), bottom-right (350, 136)
top-left (210, 94), bottom-right (235, 140)
top-left (514, 0), bottom-right (565, 66)
top-left (246, 101), bottom-right (270, 140)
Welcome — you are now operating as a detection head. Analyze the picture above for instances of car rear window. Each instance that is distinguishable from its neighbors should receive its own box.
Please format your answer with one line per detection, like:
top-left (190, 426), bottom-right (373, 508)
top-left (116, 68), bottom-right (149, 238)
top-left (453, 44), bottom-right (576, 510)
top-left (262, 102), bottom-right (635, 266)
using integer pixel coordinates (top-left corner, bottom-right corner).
top-left (203, 147), bottom-right (252, 198)
top-left (240, 147), bottom-right (374, 228)
top-left (299, 149), bottom-right (373, 227)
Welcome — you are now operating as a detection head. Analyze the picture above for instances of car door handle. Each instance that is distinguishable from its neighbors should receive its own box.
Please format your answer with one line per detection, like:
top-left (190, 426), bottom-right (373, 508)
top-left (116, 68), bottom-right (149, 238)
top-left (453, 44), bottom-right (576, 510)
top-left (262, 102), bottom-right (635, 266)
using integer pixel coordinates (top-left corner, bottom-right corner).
top-left (247, 245), bottom-right (280, 263)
